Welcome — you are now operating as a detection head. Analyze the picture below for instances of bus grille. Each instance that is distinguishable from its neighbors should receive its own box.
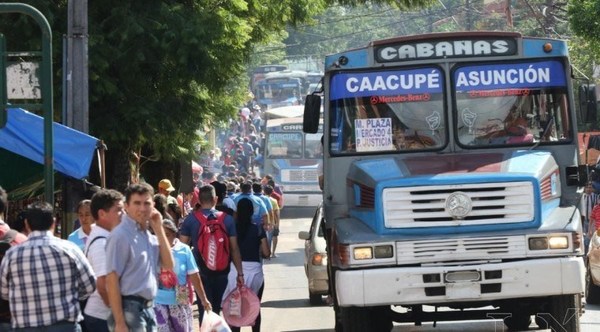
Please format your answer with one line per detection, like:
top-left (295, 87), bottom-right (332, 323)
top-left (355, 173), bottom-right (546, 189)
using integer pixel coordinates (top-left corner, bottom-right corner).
top-left (282, 169), bottom-right (318, 182)
top-left (396, 235), bottom-right (527, 265)
top-left (383, 181), bottom-right (534, 228)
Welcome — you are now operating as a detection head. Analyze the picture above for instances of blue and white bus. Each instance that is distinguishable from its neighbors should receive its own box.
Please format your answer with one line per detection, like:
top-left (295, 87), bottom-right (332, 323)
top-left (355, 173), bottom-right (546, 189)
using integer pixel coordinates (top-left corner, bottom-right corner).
top-left (303, 31), bottom-right (593, 331)
top-left (264, 108), bottom-right (322, 206)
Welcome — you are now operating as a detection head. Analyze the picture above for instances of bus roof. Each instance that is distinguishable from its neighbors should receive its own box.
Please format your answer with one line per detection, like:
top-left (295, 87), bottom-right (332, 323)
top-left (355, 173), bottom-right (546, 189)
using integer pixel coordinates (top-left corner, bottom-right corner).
top-left (265, 105), bottom-right (323, 119)
top-left (266, 116), bottom-right (323, 129)
top-left (265, 106), bottom-right (305, 119)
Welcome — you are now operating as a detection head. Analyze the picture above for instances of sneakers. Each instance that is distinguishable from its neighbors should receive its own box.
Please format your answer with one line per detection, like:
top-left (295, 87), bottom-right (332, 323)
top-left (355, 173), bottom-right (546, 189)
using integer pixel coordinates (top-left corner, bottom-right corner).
top-left (271, 253), bottom-right (278, 258)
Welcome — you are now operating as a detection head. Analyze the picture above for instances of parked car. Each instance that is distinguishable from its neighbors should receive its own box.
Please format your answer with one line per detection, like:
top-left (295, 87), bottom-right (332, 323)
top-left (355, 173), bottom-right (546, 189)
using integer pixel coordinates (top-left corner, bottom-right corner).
top-left (587, 230), bottom-right (600, 304)
top-left (298, 203), bottom-right (329, 305)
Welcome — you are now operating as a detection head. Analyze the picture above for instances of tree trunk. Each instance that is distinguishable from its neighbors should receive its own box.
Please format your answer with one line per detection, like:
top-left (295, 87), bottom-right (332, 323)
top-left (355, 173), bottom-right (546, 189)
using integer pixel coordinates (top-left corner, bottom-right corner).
top-left (106, 146), bottom-right (131, 192)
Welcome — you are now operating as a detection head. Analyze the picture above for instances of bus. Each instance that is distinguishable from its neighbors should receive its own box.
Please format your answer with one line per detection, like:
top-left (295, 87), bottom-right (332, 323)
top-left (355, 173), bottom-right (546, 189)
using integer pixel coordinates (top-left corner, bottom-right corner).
top-left (250, 64), bottom-right (288, 94)
top-left (264, 110), bottom-right (323, 207)
top-left (303, 31), bottom-right (594, 331)
top-left (254, 70), bottom-right (323, 109)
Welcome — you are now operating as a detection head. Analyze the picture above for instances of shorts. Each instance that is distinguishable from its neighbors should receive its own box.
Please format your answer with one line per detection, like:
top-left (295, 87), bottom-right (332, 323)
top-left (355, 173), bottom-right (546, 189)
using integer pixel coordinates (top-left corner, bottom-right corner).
top-left (272, 228), bottom-right (280, 237)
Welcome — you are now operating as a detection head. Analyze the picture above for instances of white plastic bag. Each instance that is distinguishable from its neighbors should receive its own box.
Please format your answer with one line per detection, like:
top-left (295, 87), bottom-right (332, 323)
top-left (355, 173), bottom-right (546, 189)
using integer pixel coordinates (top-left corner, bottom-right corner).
top-left (200, 310), bottom-right (232, 332)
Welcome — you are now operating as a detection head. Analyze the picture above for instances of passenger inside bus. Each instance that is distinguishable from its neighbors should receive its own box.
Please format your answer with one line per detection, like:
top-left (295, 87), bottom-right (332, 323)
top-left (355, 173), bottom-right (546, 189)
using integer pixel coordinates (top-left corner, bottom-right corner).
top-left (457, 92), bottom-right (569, 146)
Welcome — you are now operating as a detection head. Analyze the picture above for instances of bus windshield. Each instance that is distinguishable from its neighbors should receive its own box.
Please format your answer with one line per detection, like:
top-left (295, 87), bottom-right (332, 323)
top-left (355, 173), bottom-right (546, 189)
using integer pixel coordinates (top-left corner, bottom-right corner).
top-left (454, 60), bottom-right (571, 147)
top-left (329, 67), bottom-right (446, 155)
top-left (267, 132), bottom-right (303, 159)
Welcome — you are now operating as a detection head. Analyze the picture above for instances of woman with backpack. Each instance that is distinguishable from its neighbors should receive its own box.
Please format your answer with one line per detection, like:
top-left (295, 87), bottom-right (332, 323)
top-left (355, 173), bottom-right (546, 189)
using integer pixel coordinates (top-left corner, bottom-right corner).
top-left (223, 198), bottom-right (270, 332)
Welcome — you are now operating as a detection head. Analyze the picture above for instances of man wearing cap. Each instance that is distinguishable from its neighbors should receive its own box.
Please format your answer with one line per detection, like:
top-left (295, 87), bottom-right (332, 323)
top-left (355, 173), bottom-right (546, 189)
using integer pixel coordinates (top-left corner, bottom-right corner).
top-left (158, 179), bottom-right (178, 206)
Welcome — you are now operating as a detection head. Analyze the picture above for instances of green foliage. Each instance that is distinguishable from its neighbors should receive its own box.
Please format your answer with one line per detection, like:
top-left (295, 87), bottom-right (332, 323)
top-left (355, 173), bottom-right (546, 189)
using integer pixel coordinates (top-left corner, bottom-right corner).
top-left (0, 0), bottom-right (440, 187)
top-left (569, 0), bottom-right (600, 45)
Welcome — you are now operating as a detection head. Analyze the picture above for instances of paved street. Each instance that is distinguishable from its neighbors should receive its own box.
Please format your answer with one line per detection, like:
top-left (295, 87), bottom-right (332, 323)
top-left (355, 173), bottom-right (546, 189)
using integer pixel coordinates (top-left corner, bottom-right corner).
top-left (196, 206), bottom-right (600, 331)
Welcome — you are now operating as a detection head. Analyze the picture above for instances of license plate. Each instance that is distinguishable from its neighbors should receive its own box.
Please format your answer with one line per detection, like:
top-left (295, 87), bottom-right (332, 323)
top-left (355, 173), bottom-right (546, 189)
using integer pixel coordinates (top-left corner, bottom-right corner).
top-left (446, 282), bottom-right (481, 299)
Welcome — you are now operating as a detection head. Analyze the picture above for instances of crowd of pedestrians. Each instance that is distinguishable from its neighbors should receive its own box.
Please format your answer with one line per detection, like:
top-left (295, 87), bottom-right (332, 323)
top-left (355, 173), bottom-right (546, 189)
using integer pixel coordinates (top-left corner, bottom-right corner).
top-left (0, 161), bottom-right (285, 331)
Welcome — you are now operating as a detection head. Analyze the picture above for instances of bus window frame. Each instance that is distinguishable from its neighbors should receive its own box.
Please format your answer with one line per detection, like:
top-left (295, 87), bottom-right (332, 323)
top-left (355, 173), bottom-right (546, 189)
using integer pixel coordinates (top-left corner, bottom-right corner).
top-left (450, 59), bottom-right (574, 149)
top-left (327, 65), bottom-right (449, 157)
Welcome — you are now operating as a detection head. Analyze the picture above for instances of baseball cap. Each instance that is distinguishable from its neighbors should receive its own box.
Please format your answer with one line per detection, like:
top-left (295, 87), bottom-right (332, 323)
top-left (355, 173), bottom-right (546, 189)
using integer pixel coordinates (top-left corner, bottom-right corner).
top-left (158, 179), bottom-right (176, 192)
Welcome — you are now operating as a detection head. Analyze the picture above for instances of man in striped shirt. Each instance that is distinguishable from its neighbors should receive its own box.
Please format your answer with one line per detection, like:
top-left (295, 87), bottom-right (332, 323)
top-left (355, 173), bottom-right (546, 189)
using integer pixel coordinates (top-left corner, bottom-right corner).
top-left (0, 201), bottom-right (96, 331)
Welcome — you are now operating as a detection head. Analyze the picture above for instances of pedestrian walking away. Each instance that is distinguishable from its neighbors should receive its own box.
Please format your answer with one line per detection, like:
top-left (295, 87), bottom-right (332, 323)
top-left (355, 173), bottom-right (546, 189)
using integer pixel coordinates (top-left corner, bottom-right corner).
top-left (223, 198), bottom-right (270, 332)
top-left (178, 184), bottom-right (244, 328)
top-left (0, 201), bottom-right (96, 331)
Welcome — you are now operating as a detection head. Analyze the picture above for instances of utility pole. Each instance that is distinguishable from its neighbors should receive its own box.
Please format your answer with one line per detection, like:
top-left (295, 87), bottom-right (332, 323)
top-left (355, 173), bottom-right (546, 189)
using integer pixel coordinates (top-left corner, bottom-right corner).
top-left (64, 0), bottom-right (89, 238)
top-left (466, 0), bottom-right (473, 31)
top-left (66, 0), bottom-right (88, 133)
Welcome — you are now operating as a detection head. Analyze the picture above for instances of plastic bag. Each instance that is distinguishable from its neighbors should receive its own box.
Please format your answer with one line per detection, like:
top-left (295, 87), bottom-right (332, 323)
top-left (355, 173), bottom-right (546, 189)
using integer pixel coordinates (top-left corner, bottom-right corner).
top-left (200, 310), bottom-right (231, 332)
top-left (222, 285), bottom-right (260, 327)
top-left (227, 289), bottom-right (242, 317)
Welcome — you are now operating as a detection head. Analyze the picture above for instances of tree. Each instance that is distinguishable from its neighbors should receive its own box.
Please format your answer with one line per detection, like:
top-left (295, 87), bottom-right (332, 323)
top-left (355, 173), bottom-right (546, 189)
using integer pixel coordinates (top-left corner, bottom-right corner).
top-left (0, 0), bottom-right (434, 191)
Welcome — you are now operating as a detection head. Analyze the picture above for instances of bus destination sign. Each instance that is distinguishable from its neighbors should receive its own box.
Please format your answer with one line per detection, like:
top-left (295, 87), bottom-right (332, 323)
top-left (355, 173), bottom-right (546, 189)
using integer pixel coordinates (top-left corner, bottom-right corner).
top-left (374, 38), bottom-right (517, 63)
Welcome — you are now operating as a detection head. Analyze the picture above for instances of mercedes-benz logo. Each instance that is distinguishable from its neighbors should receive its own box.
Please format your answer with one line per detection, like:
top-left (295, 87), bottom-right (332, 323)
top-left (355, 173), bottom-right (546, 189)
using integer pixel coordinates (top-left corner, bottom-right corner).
top-left (445, 191), bottom-right (472, 219)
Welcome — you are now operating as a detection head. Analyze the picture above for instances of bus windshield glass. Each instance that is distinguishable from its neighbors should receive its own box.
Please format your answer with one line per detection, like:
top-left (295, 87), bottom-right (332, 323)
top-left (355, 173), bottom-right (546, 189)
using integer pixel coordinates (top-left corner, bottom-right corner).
top-left (305, 133), bottom-right (323, 159)
top-left (329, 67), bottom-right (446, 155)
top-left (454, 60), bottom-right (572, 146)
top-left (267, 132), bottom-right (303, 159)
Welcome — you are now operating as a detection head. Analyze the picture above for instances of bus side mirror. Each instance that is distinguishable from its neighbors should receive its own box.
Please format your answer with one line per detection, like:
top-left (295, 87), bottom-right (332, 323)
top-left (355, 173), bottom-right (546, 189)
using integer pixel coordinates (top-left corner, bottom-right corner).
top-left (304, 94), bottom-right (321, 134)
top-left (566, 165), bottom-right (588, 187)
top-left (580, 84), bottom-right (597, 124)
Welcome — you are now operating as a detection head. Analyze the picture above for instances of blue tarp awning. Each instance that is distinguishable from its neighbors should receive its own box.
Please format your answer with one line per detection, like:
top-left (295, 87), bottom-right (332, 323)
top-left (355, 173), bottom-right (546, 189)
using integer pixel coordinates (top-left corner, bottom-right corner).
top-left (0, 108), bottom-right (99, 180)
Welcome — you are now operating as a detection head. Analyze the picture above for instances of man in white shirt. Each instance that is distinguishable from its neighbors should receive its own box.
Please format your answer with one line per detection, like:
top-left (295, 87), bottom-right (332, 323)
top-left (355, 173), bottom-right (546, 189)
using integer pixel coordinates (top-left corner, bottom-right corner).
top-left (83, 189), bottom-right (124, 332)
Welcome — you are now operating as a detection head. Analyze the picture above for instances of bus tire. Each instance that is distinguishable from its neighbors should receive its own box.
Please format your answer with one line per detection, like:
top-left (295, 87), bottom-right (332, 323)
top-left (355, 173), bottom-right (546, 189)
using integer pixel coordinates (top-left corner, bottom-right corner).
top-left (309, 291), bottom-right (322, 305)
top-left (586, 268), bottom-right (600, 304)
top-left (340, 306), bottom-right (392, 332)
top-left (539, 294), bottom-right (581, 332)
top-left (503, 312), bottom-right (531, 331)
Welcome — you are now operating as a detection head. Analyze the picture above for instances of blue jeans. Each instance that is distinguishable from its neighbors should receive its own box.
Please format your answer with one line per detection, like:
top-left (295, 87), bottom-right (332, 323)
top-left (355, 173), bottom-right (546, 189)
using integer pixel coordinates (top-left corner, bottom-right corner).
top-left (12, 321), bottom-right (81, 332)
top-left (84, 314), bottom-right (109, 332)
top-left (107, 297), bottom-right (156, 332)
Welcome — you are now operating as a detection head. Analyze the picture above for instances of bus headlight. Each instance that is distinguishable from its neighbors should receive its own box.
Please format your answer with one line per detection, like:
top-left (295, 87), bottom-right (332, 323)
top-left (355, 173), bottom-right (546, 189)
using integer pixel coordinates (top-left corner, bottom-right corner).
top-left (374, 245), bottom-right (394, 258)
top-left (528, 237), bottom-right (548, 250)
top-left (528, 235), bottom-right (569, 250)
top-left (548, 236), bottom-right (569, 249)
top-left (353, 247), bottom-right (373, 260)
top-left (353, 245), bottom-right (394, 260)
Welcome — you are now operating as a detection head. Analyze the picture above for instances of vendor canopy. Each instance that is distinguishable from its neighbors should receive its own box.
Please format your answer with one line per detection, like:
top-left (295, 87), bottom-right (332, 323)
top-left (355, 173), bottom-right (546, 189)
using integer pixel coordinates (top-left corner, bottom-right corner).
top-left (0, 108), bottom-right (99, 180)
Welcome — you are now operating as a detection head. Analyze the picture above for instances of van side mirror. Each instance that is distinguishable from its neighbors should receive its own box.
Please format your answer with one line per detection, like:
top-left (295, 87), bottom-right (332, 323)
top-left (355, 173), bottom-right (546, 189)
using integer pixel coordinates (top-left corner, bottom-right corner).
top-left (580, 84), bottom-right (598, 124)
top-left (303, 94), bottom-right (321, 134)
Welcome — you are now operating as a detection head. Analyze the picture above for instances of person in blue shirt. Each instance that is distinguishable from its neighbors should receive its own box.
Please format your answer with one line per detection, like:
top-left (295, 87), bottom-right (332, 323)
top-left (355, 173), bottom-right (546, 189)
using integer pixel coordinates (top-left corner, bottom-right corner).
top-left (232, 182), bottom-right (268, 228)
top-left (154, 219), bottom-right (211, 331)
top-left (68, 200), bottom-right (94, 252)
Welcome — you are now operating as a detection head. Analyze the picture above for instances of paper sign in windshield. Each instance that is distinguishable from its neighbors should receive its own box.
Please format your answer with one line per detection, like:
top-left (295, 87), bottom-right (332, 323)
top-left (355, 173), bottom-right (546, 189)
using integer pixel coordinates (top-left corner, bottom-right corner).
top-left (354, 118), bottom-right (394, 152)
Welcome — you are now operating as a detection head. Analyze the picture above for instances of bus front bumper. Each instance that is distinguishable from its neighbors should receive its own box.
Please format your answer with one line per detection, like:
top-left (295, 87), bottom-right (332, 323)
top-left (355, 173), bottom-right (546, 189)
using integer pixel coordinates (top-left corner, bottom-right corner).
top-left (335, 257), bottom-right (584, 306)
